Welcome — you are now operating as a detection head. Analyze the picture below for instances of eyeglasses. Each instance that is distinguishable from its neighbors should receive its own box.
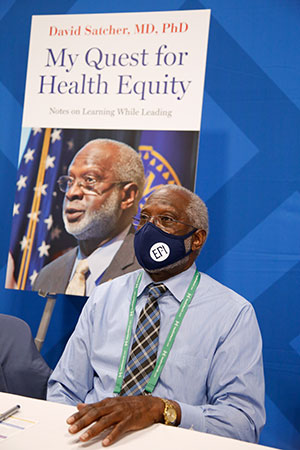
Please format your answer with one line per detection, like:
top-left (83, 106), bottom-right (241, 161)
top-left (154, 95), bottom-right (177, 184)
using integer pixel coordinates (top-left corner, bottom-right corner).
top-left (133, 213), bottom-right (197, 232)
top-left (57, 175), bottom-right (130, 195)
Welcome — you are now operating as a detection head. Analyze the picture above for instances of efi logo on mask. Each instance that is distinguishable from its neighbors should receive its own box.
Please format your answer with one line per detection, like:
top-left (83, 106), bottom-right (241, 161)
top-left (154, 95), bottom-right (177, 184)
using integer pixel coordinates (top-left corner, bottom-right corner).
top-left (150, 242), bottom-right (170, 262)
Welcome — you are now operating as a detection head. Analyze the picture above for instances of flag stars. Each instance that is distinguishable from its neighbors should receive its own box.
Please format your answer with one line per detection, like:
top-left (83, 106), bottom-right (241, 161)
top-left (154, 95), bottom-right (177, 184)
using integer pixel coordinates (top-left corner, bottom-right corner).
top-left (67, 139), bottom-right (74, 150)
top-left (44, 214), bottom-right (53, 230)
top-left (20, 235), bottom-right (30, 251)
top-left (17, 174), bottom-right (28, 191)
top-left (46, 155), bottom-right (56, 170)
top-left (24, 148), bottom-right (35, 163)
top-left (51, 128), bottom-right (62, 143)
top-left (38, 240), bottom-right (51, 257)
top-left (34, 183), bottom-right (48, 196)
top-left (51, 226), bottom-right (62, 240)
top-left (29, 270), bottom-right (39, 286)
top-left (32, 128), bottom-right (42, 135)
top-left (27, 210), bottom-right (41, 223)
top-left (13, 203), bottom-right (20, 216)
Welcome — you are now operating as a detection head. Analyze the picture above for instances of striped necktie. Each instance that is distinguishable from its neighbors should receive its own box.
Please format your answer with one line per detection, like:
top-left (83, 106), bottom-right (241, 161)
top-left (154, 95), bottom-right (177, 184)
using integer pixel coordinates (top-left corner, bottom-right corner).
top-left (120, 283), bottom-right (167, 396)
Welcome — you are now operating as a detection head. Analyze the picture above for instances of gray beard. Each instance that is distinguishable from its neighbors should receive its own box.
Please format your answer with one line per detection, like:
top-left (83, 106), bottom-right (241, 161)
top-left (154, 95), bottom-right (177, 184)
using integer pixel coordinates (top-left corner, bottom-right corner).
top-left (63, 189), bottom-right (121, 241)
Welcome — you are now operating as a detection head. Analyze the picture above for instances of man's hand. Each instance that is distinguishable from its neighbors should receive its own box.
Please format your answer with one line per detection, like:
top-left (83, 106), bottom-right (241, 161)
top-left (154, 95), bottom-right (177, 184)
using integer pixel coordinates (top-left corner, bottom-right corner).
top-left (67, 395), bottom-right (168, 446)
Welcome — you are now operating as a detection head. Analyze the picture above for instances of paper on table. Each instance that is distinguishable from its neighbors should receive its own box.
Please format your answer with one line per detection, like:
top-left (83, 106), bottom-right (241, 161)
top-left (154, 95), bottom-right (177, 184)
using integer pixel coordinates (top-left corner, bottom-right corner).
top-left (0, 414), bottom-right (37, 441)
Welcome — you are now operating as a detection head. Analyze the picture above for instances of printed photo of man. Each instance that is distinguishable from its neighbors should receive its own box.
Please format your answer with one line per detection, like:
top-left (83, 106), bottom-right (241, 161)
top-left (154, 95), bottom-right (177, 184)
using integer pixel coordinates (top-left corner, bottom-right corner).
top-left (6, 127), bottom-right (199, 296)
top-left (33, 138), bottom-right (145, 296)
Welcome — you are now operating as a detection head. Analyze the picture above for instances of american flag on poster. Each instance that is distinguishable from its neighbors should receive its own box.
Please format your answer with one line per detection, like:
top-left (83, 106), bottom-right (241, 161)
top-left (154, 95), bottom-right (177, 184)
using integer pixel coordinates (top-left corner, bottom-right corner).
top-left (7, 128), bottom-right (77, 291)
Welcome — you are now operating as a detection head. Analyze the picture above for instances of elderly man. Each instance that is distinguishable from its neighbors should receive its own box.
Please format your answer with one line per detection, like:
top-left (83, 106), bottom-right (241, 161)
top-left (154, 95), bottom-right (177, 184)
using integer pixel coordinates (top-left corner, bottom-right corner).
top-left (47, 185), bottom-right (265, 445)
top-left (33, 138), bottom-right (145, 296)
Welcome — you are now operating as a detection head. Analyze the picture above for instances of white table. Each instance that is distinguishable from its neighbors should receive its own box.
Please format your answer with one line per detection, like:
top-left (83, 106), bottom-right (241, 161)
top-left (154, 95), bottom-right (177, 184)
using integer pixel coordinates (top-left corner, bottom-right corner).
top-left (0, 393), bottom-right (279, 450)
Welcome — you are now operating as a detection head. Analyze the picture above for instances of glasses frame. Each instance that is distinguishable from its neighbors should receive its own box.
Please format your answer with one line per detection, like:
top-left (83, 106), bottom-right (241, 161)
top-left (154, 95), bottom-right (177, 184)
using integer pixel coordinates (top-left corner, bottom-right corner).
top-left (133, 214), bottom-right (197, 232)
top-left (57, 175), bottom-right (131, 195)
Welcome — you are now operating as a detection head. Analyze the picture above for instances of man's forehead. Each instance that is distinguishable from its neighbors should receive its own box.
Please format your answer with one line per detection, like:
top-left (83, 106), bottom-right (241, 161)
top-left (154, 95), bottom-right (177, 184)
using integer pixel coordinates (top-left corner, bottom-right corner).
top-left (145, 188), bottom-right (189, 211)
top-left (71, 144), bottom-right (116, 168)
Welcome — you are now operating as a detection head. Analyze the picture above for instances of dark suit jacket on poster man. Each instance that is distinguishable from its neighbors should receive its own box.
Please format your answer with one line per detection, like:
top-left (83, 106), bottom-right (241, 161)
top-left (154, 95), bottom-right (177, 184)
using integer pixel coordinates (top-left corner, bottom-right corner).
top-left (33, 227), bottom-right (139, 294)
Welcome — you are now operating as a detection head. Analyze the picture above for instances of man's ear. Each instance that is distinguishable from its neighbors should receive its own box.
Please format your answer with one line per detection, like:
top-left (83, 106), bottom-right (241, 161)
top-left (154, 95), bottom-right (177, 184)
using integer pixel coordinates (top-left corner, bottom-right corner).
top-left (120, 183), bottom-right (139, 210)
top-left (191, 229), bottom-right (207, 251)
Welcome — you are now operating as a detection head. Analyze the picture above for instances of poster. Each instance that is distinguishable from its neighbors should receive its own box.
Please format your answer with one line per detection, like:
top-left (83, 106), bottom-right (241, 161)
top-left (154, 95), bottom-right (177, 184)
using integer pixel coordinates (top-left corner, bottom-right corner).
top-left (5, 10), bottom-right (210, 295)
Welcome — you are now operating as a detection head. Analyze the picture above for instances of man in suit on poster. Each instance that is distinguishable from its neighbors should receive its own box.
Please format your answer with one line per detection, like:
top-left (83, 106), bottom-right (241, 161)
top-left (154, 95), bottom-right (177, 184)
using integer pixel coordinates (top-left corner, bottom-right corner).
top-left (33, 138), bottom-right (145, 296)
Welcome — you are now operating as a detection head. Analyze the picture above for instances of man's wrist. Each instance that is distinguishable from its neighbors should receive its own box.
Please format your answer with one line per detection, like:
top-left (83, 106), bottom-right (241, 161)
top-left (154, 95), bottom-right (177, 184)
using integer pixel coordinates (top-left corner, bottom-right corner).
top-left (160, 398), bottom-right (181, 426)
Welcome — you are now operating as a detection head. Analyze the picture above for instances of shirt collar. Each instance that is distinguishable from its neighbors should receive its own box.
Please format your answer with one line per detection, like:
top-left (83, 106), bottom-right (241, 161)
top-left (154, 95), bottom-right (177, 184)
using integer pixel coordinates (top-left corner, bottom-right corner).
top-left (137, 263), bottom-right (198, 303)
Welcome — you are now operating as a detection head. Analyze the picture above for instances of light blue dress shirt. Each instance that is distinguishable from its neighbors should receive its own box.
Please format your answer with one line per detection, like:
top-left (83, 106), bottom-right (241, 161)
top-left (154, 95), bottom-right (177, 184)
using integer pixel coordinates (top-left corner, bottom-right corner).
top-left (47, 264), bottom-right (265, 443)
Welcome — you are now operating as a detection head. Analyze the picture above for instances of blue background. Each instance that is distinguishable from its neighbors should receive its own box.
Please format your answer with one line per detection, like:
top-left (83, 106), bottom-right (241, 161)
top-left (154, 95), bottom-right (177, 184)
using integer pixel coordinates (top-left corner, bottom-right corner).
top-left (0, 1), bottom-right (299, 449)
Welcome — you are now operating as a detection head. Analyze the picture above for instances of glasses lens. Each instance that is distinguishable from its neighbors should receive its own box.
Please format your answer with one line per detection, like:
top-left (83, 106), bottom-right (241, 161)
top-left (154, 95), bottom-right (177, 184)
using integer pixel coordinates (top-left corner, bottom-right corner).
top-left (139, 214), bottom-right (150, 225)
top-left (57, 176), bottom-right (72, 193)
top-left (132, 217), bottom-right (140, 227)
top-left (156, 215), bottom-right (177, 229)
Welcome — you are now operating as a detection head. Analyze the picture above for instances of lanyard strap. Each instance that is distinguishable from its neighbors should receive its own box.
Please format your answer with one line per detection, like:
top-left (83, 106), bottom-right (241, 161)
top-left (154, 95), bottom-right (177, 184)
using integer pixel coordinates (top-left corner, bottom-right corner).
top-left (114, 272), bottom-right (142, 393)
top-left (114, 269), bottom-right (201, 394)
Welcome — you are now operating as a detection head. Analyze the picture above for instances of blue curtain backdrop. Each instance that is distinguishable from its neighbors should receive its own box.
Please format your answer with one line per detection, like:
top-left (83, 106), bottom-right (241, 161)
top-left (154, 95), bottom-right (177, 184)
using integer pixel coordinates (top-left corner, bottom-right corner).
top-left (0, 1), bottom-right (299, 450)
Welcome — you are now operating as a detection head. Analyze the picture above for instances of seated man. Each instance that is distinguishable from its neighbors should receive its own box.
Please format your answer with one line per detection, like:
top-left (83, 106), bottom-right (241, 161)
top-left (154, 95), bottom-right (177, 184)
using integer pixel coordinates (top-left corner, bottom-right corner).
top-left (47, 185), bottom-right (265, 446)
top-left (0, 314), bottom-right (51, 399)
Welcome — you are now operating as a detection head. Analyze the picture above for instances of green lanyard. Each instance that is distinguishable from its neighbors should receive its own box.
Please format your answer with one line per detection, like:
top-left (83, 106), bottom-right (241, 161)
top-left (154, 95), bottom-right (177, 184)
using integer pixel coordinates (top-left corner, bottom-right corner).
top-left (114, 269), bottom-right (201, 394)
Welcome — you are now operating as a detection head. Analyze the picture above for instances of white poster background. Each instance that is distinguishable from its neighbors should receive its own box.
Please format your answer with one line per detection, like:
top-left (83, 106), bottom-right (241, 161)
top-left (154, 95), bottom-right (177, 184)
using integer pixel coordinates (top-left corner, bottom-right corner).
top-left (22, 10), bottom-right (210, 131)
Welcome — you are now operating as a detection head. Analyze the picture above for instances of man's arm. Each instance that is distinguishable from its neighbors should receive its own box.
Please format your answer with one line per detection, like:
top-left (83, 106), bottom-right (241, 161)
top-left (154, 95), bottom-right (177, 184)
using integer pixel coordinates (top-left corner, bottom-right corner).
top-left (47, 299), bottom-right (95, 405)
top-left (177, 303), bottom-right (265, 443)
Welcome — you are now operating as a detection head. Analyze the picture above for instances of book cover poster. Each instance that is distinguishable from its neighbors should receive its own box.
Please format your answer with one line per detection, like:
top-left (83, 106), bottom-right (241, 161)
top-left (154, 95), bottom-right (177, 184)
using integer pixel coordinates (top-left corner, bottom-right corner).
top-left (5, 10), bottom-right (210, 295)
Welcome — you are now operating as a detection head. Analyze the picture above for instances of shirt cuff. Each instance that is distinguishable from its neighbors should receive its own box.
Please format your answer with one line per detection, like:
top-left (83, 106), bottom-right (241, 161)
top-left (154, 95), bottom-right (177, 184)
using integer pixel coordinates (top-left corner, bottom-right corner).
top-left (177, 401), bottom-right (206, 432)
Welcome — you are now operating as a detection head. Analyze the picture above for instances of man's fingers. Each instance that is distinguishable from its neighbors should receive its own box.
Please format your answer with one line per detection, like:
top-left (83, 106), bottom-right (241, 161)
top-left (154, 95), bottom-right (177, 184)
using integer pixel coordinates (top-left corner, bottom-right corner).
top-left (66, 396), bottom-right (166, 444)
top-left (77, 403), bottom-right (87, 410)
top-left (68, 404), bottom-right (106, 433)
top-left (102, 420), bottom-right (128, 446)
top-left (78, 413), bottom-right (119, 442)
top-left (66, 403), bottom-right (87, 424)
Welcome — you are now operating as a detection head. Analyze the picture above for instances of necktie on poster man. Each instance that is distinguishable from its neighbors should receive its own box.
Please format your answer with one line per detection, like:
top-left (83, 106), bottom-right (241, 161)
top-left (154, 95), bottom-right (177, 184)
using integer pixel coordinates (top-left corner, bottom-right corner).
top-left (5, 9), bottom-right (210, 294)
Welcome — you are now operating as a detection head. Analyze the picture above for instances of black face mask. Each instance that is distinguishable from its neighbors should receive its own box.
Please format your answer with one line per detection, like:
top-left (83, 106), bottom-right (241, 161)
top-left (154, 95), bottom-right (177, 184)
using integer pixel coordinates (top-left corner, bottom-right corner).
top-left (134, 222), bottom-right (195, 271)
